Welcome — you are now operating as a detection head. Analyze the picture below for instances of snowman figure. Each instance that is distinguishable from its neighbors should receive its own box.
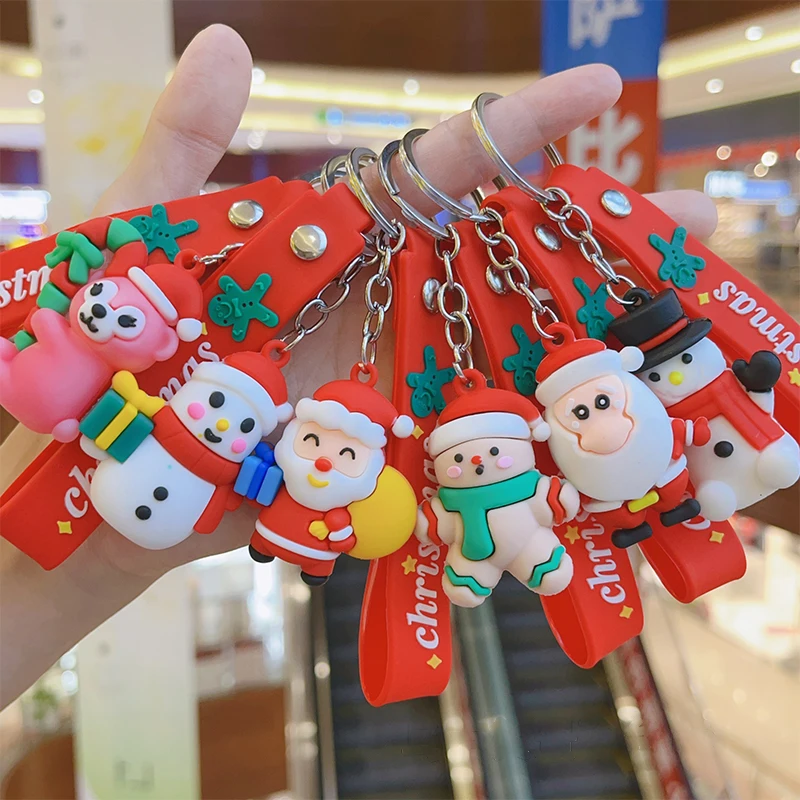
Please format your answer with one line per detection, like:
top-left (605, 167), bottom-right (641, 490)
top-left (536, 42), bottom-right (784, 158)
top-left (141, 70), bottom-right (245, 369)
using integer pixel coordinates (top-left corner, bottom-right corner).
top-left (82, 343), bottom-right (293, 549)
top-left (610, 289), bottom-right (800, 521)
top-left (414, 371), bottom-right (579, 608)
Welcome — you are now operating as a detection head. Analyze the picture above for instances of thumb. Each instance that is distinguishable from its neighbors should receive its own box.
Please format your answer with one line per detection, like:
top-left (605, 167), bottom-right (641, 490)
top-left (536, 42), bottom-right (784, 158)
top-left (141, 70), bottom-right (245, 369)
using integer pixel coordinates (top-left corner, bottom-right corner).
top-left (95, 25), bottom-right (252, 215)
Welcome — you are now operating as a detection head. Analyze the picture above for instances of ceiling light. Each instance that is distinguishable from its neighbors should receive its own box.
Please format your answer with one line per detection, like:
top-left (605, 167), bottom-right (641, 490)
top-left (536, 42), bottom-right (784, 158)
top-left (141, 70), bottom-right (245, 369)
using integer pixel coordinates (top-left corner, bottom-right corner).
top-left (753, 163), bottom-right (769, 177)
top-left (705, 78), bottom-right (724, 94)
top-left (251, 67), bottom-right (266, 85)
top-left (744, 25), bottom-right (763, 41)
top-left (716, 145), bottom-right (731, 161)
top-left (247, 130), bottom-right (265, 150)
top-left (326, 130), bottom-right (343, 145)
top-left (761, 150), bottom-right (778, 166)
top-left (791, 59), bottom-right (800, 74)
top-left (795, 148), bottom-right (800, 161)
top-left (27, 88), bottom-right (44, 105)
top-left (403, 78), bottom-right (420, 96)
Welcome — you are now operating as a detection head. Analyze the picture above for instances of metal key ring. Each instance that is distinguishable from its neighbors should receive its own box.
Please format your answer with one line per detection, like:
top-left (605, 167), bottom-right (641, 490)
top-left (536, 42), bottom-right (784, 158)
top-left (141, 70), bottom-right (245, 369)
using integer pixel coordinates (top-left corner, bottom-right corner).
top-left (399, 129), bottom-right (493, 224)
top-left (471, 92), bottom-right (564, 206)
top-left (320, 154), bottom-right (348, 193)
top-left (377, 140), bottom-right (450, 240)
top-left (344, 147), bottom-right (403, 239)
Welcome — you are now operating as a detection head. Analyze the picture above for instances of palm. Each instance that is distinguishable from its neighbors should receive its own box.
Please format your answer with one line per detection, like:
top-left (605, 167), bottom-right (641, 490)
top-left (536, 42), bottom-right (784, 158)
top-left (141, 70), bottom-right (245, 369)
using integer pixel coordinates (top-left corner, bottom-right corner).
top-left (2, 25), bottom-right (717, 582)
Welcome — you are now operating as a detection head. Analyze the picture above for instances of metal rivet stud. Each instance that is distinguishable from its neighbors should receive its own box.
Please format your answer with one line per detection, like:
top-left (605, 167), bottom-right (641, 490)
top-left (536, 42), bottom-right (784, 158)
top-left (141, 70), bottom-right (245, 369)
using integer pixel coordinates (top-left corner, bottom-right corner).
top-left (485, 266), bottom-right (509, 295)
top-left (228, 200), bottom-right (264, 229)
top-left (534, 224), bottom-right (561, 252)
top-left (600, 189), bottom-right (632, 218)
top-left (422, 278), bottom-right (440, 313)
top-left (290, 225), bottom-right (328, 260)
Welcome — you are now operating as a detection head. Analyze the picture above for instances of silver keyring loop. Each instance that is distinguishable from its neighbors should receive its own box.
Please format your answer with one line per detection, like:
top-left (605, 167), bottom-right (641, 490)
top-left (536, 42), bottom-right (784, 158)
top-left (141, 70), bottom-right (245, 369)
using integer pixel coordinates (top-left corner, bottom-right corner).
top-left (399, 129), bottom-right (492, 224)
top-left (377, 140), bottom-right (450, 240)
top-left (605, 274), bottom-right (637, 306)
top-left (320, 154), bottom-right (348, 193)
top-left (470, 92), bottom-right (564, 205)
top-left (344, 147), bottom-right (403, 239)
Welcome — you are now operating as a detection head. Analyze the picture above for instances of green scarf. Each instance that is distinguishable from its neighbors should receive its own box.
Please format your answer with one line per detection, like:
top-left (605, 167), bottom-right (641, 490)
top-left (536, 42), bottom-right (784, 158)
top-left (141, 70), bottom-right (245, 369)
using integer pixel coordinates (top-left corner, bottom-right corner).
top-left (438, 470), bottom-right (541, 562)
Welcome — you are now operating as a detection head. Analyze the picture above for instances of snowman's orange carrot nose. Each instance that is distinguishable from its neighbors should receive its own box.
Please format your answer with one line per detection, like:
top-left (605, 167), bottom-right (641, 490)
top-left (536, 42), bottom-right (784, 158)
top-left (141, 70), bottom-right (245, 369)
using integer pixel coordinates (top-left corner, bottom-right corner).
top-left (471, 455), bottom-right (482, 465)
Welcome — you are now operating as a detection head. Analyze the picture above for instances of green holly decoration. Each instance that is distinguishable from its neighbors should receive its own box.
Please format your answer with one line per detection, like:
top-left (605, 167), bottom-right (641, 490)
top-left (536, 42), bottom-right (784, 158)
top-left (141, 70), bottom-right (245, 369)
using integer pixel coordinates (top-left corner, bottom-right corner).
top-left (208, 273), bottom-right (279, 342)
top-left (573, 277), bottom-right (614, 340)
top-left (129, 203), bottom-right (199, 261)
top-left (502, 324), bottom-right (546, 396)
top-left (649, 226), bottom-right (705, 290)
top-left (406, 345), bottom-right (456, 418)
top-left (45, 230), bottom-right (105, 285)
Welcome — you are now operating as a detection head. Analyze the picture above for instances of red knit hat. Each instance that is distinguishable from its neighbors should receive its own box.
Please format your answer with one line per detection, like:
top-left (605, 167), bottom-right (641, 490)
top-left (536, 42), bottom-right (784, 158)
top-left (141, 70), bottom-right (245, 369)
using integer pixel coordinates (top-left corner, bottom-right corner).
top-left (192, 343), bottom-right (293, 432)
top-left (534, 323), bottom-right (644, 408)
top-left (127, 264), bottom-right (204, 342)
top-left (427, 371), bottom-right (549, 458)
top-left (294, 364), bottom-right (414, 450)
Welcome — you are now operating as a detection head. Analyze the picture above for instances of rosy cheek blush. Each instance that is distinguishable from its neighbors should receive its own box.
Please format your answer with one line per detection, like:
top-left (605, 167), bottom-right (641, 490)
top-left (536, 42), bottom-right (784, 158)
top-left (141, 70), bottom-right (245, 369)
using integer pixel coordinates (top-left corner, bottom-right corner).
top-left (188, 402), bottom-right (205, 420)
top-left (446, 466), bottom-right (462, 479)
top-left (497, 456), bottom-right (514, 469)
top-left (231, 438), bottom-right (247, 454)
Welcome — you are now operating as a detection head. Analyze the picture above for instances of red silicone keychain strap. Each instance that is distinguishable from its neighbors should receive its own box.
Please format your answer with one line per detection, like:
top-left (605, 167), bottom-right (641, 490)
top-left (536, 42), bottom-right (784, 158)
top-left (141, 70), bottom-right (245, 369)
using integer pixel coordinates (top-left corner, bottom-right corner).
top-left (1, 183), bottom-right (373, 569)
top-left (360, 228), bottom-right (454, 705)
top-left (0, 177), bottom-right (312, 338)
top-left (548, 164), bottom-right (800, 440)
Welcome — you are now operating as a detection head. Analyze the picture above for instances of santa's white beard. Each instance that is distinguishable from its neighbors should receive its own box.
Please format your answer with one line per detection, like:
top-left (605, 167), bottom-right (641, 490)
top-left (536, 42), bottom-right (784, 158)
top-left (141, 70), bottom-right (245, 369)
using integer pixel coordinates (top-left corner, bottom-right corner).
top-left (545, 375), bottom-right (673, 502)
top-left (275, 421), bottom-right (384, 512)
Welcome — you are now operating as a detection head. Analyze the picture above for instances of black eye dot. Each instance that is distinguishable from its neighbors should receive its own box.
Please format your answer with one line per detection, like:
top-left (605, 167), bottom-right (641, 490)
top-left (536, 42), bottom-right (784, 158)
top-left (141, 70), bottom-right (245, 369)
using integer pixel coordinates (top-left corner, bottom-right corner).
top-left (209, 391), bottom-right (225, 408)
top-left (714, 441), bottom-right (734, 458)
top-left (153, 486), bottom-right (168, 501)
top-left (454, 453), bottom-right (463, 463)
top-left (490, 447), bottom-right (499, 456)
top-left (118, 314), bottom-right (137, 328)
top-left (90, 283), bottom-right (103, 296)
top-left (135, 505), bottom-right (151, 520)
top-left (595, 394), bottom-right (610, 410)
top-left (240, 418), bottom-right (255, 433)
top-left (649, 372), bottom-right (661, 382)
top-left (573, 404), bottom-right (590, 421)
top-left (682, 353), bottom-right (693, 364)
top-left (476, 465), bottom-right (485, 475)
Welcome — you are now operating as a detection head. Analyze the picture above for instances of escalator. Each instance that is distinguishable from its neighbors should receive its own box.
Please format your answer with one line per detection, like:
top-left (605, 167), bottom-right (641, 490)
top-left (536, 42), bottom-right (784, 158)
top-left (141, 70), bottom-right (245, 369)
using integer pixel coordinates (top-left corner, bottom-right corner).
top-left (319, 556), bottom-right (454, 800)
top-left (490, 575), bottom-right (642, 799)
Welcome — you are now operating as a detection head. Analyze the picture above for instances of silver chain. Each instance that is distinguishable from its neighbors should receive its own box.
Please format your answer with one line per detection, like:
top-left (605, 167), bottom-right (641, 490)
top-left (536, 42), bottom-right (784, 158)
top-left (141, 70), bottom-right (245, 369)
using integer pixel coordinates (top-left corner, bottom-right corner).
top-left (539, 187), bottom-right (637, 306)
top-left (475, 207), bottom-right (559, 339)
top-left (360, 225), bottom-right (406, 365)
top-left (433, 224), bottom-right (475, 381)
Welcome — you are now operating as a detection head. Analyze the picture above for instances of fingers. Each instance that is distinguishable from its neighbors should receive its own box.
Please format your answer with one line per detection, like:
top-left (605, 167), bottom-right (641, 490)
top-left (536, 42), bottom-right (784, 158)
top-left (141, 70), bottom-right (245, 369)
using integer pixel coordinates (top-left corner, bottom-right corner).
top-left (645, 189), bottom-right (718, 240)
top-left (95, 25), bottom-right (252, 215)
top-left (363, 64), bottom-right (622, 218)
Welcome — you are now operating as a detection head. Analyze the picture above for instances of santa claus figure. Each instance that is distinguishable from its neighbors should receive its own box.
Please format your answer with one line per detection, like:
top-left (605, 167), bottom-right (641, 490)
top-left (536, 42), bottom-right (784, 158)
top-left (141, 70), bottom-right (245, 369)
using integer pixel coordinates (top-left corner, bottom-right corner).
top-left (415, 370), bottom-right (579, 608)
top-left (534, 323), bottom-right (709, 548)
top-left (249, 364), bottom-right (418, 586)
top-left (83, 342), bottom-right (292, 549)
top-left (610, 289), bottom-right (800, 521)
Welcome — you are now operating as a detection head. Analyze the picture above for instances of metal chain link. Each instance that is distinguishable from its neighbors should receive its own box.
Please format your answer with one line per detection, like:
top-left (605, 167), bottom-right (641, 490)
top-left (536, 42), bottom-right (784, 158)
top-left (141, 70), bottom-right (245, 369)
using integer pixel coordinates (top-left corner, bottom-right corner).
top-left (538, 186), bottom-right (637, 305)
top-left (474, 207), bottom-right (559, 339)
top-left (359, 225), bottom-right (406, 365)
top-left (195, 243), bottom-right (245, 268)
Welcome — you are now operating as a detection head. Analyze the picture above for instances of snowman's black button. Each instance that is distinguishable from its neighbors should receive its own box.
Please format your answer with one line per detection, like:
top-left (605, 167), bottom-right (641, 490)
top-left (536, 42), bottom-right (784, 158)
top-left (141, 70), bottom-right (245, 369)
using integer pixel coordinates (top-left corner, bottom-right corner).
top-left (209, 391), bottom-right (225, 408)
top-left (135, 505), bottom-right (152, 520)
top-left (153, 487), bottom-right (168, 501)
top-left (714, 441), bottom-right (734, 458)
top-left (240, 418), bottom-right (255, 433)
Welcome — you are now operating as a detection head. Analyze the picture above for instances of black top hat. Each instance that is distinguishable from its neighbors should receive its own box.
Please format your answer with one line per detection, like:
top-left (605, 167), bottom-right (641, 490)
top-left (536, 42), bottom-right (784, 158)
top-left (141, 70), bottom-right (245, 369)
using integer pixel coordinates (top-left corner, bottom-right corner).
top-left (608, 288), bottom-right (712, 372)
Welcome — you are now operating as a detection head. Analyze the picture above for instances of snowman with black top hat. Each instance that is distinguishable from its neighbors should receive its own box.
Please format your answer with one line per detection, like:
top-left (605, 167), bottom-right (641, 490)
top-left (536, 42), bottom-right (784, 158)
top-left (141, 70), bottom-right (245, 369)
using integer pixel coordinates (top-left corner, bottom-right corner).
top-left (609, 288), bottom-right (800, 522)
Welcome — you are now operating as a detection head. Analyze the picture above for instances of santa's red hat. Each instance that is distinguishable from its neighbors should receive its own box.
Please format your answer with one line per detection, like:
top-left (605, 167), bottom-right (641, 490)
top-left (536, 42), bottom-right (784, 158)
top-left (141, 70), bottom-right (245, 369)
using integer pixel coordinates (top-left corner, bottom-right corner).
top-left (192, 344), bottom-right (293, 432)
top-left (534, 323), bottom-right (644, 408)
top-left (428, 372), bottom-right (549, 458)
top-left (295, 364), bottom-right (414, 450)
top-left (128, 264), bottom-right (204, 342)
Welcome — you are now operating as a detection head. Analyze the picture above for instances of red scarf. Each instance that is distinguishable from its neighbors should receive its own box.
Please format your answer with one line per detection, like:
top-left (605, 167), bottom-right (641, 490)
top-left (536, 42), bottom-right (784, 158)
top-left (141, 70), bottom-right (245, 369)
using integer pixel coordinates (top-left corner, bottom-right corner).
top-left (669, 370), bottom-right (783, 450)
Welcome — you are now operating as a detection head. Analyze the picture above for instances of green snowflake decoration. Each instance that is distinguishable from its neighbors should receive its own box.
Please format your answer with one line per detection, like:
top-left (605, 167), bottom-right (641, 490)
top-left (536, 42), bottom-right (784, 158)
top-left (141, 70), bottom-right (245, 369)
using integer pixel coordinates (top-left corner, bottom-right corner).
top-left (574, 277), bottom-right (614, 340)
top-left (649, 226), bottom-right (706, 290)
top-left (130, 203), bottom-right (199, 261)
top-left (406, 345), bottom-right (456, 418)
top-left (502, 324), bottom-right (546, 396)
top-left (208, 273), bottom-right (279, 342)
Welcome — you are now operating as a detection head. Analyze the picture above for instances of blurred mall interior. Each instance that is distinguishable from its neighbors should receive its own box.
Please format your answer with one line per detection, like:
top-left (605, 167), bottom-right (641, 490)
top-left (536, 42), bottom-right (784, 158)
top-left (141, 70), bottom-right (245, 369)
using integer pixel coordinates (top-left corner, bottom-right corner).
top-left (0, 1), bottom-right (799, 799)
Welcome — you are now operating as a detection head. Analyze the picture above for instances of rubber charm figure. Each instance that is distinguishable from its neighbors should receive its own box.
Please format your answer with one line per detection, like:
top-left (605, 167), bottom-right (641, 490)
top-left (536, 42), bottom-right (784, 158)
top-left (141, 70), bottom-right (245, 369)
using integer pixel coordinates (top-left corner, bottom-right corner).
top-left (83, 344), bottom-right (292, 549)
top-left (0, 242), bottom-right (204, 441)
top-left (611, 289), bottom-right (800, 521)
top-left (535, 324), bottom-right (709, 549)
top-left (249, 364), bottom-right (418, 586)
top-left (414, 371), bottom-right (579, 608)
